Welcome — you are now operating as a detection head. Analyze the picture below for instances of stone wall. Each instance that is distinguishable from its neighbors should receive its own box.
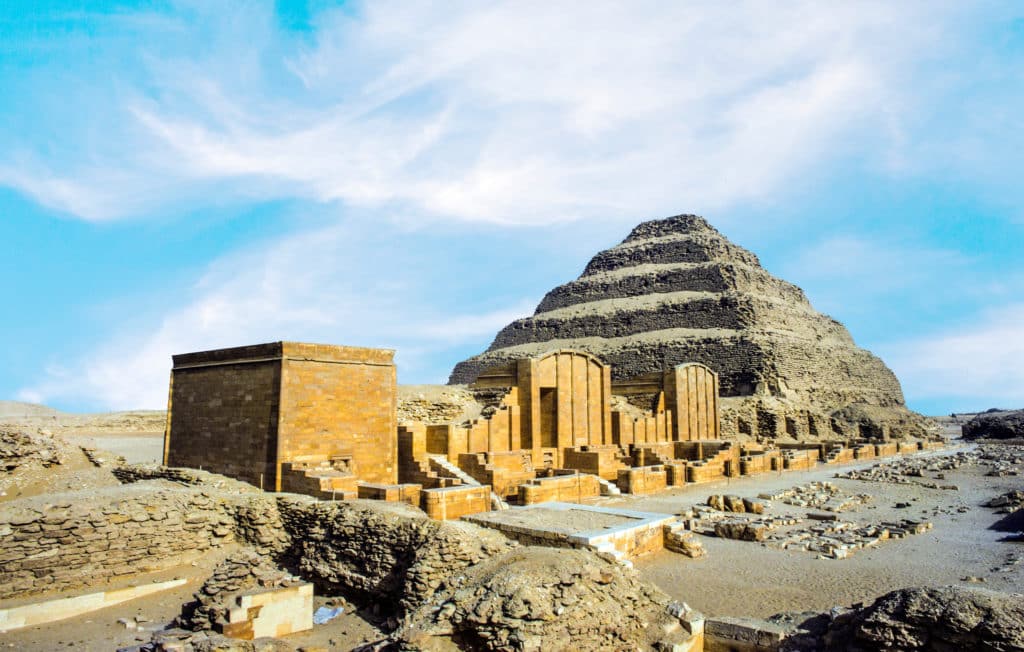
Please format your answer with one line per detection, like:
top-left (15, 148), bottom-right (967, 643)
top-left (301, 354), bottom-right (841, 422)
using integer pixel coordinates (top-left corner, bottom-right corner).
top-left (0, 484), bottom-right (236, 599)
top-left (165, 353), bottom-right (281, 490)
top-left (0, 473), bottom-right (512, 615)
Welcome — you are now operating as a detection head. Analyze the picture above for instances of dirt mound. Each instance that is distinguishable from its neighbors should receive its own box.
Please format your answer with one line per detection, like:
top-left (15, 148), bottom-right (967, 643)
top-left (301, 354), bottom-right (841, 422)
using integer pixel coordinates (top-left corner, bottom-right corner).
top-left (841, 585), bottom-right (1024, 650)
top-left (963, 409), bottom-right (1024, 440)
top-left (393, 546), bottom-right (687, 651)
top-left (450, 213), bottom-right (929, 441)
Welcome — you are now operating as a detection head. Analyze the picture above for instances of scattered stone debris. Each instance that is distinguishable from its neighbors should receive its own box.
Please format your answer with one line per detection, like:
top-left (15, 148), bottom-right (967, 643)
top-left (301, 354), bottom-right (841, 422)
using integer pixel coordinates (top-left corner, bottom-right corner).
top-left (759, 481), bottom-right (870, 512)
top-left (985, 490), bottom-right (1024, 514)
top-left (706, 494), bottom-right (766, 514)
top-left (663, 522), bottom-right (707, 558)
top-left (768, 520), bottom-right (932, 560)
top-left (835, 453), bottom-right (968, 489)
top-left (0, 427), bottom-right (66, 472)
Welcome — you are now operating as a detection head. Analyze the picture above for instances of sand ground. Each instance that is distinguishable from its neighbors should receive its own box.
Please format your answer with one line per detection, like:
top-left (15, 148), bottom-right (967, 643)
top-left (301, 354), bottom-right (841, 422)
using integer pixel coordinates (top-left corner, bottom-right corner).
top-left (627, 445), bottom-right (1023, 618)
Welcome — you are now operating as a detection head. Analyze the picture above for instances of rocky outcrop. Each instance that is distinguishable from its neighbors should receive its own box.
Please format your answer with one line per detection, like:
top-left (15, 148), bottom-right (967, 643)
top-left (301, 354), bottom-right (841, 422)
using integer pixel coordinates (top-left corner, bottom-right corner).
top-left (451, 214), bottom-right (930, 441)
top-left (963, 409), bottom-right (1024, 440)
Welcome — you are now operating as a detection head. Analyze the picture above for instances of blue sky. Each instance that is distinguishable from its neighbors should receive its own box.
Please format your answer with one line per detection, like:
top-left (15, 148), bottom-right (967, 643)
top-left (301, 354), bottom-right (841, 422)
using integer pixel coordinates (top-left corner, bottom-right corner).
top-left (1, 1), bottom-right (1022, 415)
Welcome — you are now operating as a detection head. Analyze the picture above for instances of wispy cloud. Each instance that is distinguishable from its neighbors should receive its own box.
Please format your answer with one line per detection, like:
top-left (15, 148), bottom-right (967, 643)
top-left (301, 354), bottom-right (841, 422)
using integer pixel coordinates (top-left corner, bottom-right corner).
top-left (0, 1), bottom-right (971, 223)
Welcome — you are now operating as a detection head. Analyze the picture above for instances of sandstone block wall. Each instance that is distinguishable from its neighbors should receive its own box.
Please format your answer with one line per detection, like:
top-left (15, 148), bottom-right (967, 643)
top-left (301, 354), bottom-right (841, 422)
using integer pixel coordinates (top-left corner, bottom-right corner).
top-left (617, 465), bottom-right (668, 495)
top-left (518, 473), bottom-right (600, 505)
top-left (166, 350), bottom-right (281, 490)
top-left (357, 483), bottom-right (422, 506)
top-left (420, 485), bottom-right (492, 520)
top-left (278, 343), bottom-right (397, 485)
top-left (561, 446), bottom-right (625, 480)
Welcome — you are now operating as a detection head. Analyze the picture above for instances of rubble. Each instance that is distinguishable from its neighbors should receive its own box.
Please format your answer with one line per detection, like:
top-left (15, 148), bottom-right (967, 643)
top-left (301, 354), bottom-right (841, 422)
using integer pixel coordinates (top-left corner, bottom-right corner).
top-left (767, 520), bottom-right (933, 560)
top-left (178, 550), bottom-right (304, 632)
top-left (985, 490), bottom-right (1024, 514)
top-left (758, 482), bottom-right (870, 512)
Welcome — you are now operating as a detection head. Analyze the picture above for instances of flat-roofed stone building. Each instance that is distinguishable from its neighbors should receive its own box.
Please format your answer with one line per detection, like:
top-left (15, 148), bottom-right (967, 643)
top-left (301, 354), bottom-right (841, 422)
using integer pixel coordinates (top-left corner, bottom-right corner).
top-left (164, 341), bottom-right (397, 495)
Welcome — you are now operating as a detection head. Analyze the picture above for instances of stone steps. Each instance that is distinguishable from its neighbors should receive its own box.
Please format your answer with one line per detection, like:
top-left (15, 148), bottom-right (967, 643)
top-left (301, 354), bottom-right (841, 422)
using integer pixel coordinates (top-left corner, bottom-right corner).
top-left (428, 456), bottom-right (509, 510)
top-left (596, 476), bottom-right (622, 496)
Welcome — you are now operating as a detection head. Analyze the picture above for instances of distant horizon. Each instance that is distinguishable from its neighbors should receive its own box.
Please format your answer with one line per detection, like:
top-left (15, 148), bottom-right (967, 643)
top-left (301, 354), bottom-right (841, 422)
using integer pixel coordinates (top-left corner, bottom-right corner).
top-left (2, 3), bottom-right (1022, 417)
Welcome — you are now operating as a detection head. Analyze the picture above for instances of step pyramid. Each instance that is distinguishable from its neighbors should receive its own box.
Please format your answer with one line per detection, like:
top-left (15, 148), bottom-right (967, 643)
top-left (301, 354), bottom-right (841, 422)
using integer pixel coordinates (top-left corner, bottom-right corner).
top-left (450, 214), bottom-right (928, 440)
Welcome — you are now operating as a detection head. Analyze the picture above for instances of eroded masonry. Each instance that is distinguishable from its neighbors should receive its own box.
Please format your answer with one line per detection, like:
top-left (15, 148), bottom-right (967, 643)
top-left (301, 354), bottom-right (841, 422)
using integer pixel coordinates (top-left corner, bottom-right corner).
top-left (164, 340), bottom-right (942, 524)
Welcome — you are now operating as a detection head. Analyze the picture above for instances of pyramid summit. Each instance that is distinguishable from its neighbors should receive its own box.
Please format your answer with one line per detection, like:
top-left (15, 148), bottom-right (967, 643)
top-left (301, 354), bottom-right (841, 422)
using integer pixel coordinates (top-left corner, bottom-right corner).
top-left (450, 213), bottom-right (928, 440)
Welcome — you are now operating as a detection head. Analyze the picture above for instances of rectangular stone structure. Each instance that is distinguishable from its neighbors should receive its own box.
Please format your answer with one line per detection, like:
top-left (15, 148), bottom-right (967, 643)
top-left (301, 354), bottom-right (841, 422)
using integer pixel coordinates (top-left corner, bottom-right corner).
top-left (165, 341), bottom-right (397, 491)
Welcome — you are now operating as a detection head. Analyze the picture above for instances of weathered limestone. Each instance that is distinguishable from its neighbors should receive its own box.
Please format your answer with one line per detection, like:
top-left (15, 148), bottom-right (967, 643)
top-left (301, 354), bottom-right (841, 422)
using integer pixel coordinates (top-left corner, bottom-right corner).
top-left (165, 341), bottom-right (397, 493)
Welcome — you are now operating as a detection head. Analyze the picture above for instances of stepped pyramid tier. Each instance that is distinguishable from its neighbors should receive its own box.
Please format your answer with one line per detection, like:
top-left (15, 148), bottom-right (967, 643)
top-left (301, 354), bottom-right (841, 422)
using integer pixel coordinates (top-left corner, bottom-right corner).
top-left (450, 214), bottom-right (930, 440)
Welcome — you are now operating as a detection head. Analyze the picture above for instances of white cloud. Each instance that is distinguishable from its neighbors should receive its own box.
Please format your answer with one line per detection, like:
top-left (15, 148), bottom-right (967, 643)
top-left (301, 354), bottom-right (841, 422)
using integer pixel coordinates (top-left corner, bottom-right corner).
top-left (16, 222), bottom-right (536, 409)
top-left (880, 304), bottom-right (1024, 407)
top-left (0, 1), bottom-right (965, 223)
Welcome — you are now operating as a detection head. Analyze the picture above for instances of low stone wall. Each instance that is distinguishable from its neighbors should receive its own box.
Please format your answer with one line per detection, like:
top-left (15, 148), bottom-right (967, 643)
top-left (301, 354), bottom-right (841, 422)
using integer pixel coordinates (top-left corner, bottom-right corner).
top-left (357, 483), bottom-right (421, 506)
top-left (420, 485), bottom-right (491, 520)
top-left (617, 465), bottom-right (668, 495)
top-left (0, 484), bottom-right (236, 599)
top-left (687, 461), bottom-right (726, 483)
top-left (875, 442), bottom-right (899, 457)
top-left (740, 451), bottom-right (782, 475)
top-left (519, 473), bottom-right (600, 505)
top-left (111, 464), bottom-right (262, 493)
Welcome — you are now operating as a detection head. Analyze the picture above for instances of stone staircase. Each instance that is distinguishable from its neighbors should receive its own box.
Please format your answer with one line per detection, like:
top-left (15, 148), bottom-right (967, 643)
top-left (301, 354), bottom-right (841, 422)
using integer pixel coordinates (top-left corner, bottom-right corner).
top-left (596, 476), bottom-right (622, 496)
top-left (429, 456), bottom-right (509, 510)
top-left (279, 459), bottom-right (358, 500)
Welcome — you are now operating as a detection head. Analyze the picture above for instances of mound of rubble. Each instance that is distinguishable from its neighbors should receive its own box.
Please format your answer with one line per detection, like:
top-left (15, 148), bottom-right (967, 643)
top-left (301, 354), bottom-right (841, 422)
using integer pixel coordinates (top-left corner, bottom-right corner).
top-left (0, 427), bottom-right (67, 472)
top-left (779, 585), bottom-right (1024, 650)
top-left (962, 409), bottom-right (1024, 440)
top-left (392, 547), bottom-right (691, 651)
top-left (450, 213), bottom-right (931, 441)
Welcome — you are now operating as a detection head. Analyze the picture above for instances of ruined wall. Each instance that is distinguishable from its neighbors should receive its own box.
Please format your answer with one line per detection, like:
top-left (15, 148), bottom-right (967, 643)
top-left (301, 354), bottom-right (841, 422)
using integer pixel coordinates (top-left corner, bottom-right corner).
top-left (0, 484), bottom-right (236, 599)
